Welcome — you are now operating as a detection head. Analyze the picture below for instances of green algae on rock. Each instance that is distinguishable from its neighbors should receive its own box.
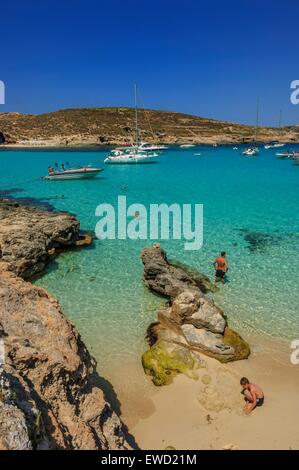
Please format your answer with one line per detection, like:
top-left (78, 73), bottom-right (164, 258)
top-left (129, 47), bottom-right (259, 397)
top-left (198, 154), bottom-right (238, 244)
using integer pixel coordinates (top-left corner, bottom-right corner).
top-left (142, 340), bottom-right (205, 386)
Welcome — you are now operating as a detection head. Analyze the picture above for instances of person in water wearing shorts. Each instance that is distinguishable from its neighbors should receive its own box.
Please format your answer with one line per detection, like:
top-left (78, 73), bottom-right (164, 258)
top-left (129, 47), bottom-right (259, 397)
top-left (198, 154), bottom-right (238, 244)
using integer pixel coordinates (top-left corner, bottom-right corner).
top-left (213, 251), bottom-right (229, 284)
top-left (240, 377), bottom-right (264, 415)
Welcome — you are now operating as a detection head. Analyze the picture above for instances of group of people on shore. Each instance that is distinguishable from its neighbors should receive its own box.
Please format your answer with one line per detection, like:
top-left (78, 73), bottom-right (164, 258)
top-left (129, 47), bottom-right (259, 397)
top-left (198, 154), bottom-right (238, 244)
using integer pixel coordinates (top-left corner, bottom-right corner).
top-left (213, 251), bottom-right (264, 414)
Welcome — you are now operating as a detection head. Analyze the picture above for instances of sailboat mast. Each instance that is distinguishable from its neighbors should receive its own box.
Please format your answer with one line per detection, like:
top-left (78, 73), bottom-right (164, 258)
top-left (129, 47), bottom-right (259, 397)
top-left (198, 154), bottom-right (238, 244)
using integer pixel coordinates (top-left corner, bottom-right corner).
top-left (254, 98), bottom-right (259, 142)
top-left (134, 83), bottom-right (139, 147)
top-left (278, 109), bottom-right (283, 141)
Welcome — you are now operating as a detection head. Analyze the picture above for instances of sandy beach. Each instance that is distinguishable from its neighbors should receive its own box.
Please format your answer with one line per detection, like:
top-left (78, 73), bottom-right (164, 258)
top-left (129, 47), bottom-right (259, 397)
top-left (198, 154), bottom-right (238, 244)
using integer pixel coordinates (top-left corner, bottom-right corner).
top-left (113, 333), bottom-right (299, 450)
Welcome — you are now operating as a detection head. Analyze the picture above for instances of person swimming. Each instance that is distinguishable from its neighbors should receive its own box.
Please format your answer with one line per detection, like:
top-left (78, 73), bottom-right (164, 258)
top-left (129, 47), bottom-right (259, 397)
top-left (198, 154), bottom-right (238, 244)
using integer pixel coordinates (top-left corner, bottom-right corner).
top-left (240, 377), bottom-right (264, 414)
top-left (213, 251), bottom-right (229, 284)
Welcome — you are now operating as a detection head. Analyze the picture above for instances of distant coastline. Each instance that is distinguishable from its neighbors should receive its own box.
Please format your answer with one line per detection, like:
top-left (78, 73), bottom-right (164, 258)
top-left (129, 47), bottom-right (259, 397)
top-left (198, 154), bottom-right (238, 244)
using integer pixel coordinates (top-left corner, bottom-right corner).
top-left (1, 107), bottom-right (299, 147)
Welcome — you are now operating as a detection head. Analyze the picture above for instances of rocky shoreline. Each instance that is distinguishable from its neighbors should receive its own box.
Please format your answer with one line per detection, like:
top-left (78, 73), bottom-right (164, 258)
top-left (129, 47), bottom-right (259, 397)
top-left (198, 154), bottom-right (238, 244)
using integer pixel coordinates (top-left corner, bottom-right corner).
top-left (0, 200), bottom-right (132, 450)
top-left (141, 245), bottom-right (250, 386)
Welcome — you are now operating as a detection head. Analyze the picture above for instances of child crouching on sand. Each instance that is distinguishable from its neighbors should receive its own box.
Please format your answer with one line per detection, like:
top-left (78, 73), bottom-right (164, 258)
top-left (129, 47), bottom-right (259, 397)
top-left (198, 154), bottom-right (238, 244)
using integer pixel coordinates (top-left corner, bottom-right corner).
top-left (240, 377), bottom-right (264, 415)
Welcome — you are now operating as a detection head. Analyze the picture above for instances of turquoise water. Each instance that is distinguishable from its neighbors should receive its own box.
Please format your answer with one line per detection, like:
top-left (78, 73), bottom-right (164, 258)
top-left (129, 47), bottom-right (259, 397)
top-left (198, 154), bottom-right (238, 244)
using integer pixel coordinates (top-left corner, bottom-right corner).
top-left (1, 146), bottom-right (298, 379)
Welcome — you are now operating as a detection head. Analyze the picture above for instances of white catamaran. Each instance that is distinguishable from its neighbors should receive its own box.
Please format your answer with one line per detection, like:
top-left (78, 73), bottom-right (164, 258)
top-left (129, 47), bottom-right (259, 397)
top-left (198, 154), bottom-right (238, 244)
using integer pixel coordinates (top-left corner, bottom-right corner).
top-left (104, 85), bottom-right (161, 164)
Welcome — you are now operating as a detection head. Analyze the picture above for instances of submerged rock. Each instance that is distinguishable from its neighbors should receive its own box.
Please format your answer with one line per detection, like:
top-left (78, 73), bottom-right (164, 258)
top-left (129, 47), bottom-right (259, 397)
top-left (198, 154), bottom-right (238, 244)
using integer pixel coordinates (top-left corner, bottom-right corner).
top-left (141, 245), bottom-right (217, 299)
top-left (0, 199), bottom-right (87, 279)
top-left (238, 228), bottom-right (282, 253)
top-left (141, 245), bottom-right (250, 384)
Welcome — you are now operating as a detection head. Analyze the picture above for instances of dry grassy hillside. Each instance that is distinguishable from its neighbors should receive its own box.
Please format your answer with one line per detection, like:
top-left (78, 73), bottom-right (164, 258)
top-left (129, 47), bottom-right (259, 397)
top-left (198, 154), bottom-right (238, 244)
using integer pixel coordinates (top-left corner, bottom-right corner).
top-left (0, 107), bottom-right (298, 146)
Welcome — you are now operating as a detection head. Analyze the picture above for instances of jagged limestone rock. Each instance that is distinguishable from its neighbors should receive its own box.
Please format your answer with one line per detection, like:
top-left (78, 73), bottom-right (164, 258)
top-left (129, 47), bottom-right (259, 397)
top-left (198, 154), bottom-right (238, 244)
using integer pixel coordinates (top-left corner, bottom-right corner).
top-left (141, 245), bottom-right (250, 384)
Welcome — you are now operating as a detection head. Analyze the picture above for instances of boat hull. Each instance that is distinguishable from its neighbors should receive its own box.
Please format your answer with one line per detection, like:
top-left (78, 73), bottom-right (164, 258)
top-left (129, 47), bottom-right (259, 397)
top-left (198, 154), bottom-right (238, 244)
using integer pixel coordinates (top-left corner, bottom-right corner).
top-left (45, 169), bottom-right (103, 180)
top-left (104, 157), bottom-right (157, 164)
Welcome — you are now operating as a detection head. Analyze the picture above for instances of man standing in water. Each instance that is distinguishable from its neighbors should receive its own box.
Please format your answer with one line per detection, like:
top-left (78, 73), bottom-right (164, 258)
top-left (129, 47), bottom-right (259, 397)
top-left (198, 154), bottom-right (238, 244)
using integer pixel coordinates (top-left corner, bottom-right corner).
top-left (213, 251), bottom-right (229, 284)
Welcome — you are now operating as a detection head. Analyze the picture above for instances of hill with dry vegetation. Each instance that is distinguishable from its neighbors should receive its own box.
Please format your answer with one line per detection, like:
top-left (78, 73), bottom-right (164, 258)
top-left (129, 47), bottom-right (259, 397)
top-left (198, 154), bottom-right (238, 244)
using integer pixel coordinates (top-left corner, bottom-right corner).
top-left (0, 107), bottom-right (298, 147)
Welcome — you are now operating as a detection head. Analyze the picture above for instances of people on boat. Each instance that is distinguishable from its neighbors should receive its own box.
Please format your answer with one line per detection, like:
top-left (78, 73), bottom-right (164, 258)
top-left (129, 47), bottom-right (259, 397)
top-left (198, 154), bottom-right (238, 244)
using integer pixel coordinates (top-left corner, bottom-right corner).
top-left (240, 377), bottom-right (264, 414)
top-left (61, 164), bottom-right (65, 171)
top-left (213, 251), bottom-right (229, 284)
top-left (48, 166), bottom-right (54, 173)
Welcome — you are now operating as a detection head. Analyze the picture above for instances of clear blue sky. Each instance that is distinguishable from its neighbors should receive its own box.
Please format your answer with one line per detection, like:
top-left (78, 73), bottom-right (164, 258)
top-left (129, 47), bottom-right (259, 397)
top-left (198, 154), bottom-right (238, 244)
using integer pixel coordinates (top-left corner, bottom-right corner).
top-left (1, 0), bottom-right (299, 125)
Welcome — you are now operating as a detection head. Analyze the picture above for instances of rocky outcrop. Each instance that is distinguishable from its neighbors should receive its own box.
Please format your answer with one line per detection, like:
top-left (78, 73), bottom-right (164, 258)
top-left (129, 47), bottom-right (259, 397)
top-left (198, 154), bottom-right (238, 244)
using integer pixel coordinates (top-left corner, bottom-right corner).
top-left (0, 200), bottom-right (92, 279)
top-left (141, 246), bottom-right (250, 385)
top-left (0, 271), bottom-right (131, 450)
top-left (142, 245), bottom-right (217, 297)
top-left (0, 201), bottom-right (132, 450)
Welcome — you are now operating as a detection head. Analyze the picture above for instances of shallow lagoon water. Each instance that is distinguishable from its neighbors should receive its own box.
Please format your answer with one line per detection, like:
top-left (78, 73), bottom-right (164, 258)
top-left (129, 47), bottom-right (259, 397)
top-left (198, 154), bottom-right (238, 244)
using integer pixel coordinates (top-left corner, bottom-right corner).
top-left (0, 146), bottom-right (298, 380)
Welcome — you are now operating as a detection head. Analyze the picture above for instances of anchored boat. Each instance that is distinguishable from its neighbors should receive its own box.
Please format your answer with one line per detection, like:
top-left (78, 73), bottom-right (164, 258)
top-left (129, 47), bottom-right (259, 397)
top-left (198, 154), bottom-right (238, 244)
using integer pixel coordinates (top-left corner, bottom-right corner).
top-left (242, 147), bottom-right (259, 156)
top-left (276, 151), bottom-right (294, 159)
top-left (105, 85), bottom-right (162, 165)
top-left (264, 141), bottom-right (285, 149)
top-left (44, 166), bottom-right (103, 180)
top-left (104, 149), bottom-right (158, 164)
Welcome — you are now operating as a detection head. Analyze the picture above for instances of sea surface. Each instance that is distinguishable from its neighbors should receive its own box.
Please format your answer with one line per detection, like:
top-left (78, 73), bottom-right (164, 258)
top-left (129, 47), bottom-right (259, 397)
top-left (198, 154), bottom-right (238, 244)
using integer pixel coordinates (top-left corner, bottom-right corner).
top-left (1, 145), bottom-right (299, 384)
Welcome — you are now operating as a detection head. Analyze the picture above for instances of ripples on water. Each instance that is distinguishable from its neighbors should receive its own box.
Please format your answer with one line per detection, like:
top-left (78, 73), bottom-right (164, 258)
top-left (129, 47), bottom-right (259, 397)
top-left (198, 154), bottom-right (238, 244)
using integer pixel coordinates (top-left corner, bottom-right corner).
top-left (1, 146), bottom-right (298, 378)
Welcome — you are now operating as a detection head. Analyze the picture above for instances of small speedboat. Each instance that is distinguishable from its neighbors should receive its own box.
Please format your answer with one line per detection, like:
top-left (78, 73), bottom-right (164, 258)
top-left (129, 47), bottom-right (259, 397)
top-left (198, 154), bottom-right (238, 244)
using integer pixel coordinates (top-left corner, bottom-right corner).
top-left (44, 166), bottom-right (103, 180)
top-left (138, 141), bottom-right (168, 151)
top-left (242, 147), bottom-right (259, 156)
top-left (180, 144), bottom-right (195, 148)
top-left (276, 151), bottom-right (293, 159)
top-left (264, 142), bottom-right (285, 149)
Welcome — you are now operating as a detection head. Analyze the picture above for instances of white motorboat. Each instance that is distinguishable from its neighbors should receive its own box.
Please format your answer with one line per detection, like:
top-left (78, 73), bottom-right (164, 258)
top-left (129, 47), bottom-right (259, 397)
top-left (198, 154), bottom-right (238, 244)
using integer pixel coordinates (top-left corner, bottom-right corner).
top-left (44, 166), bottom-right (103, 180)
top-left (138, 141), bottom-right (168, 151)
top-left (276, 151), bottom-right (294, 159)
top-left (242, 147), bottom-right (259, 156)
top-left (264, 142), bottom-right (285, 149)
top-left (180, 144), bottom-right (195, 148)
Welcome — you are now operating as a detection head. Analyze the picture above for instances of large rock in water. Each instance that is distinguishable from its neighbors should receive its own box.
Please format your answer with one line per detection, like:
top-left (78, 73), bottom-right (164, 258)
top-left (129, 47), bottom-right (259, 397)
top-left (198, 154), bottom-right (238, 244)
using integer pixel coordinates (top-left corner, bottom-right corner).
top-left (0, 200), bottom-right (91, 279)
top-left (0, 270), bottom-right (131, 450)
top-left (141, 245), bottom-right (250, 384)
top-left (142, 244), bottom-right (217, 297)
